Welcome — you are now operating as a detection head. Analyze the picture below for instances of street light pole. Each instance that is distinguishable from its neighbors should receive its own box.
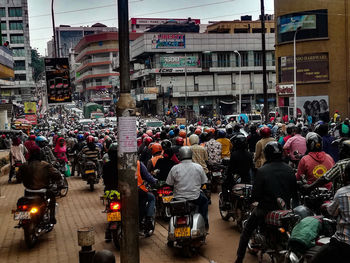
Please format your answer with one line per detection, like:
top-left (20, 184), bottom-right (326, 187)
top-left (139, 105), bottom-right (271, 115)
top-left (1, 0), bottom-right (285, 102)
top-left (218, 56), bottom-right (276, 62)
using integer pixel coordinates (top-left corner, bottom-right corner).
top-left (293, 26), bottom-right (302, 119)
top-left (234, 50), bottom-right (242, 114)
top-left (184, 53), bottom-right (188, 134)
top-left (51, 0), bottom-right (57, 58)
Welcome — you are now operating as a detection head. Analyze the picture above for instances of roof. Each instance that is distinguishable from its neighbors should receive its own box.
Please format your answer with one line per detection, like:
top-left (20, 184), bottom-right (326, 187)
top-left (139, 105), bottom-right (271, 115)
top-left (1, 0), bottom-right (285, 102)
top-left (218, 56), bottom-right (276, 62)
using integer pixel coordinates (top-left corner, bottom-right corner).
top-left (74, 32), bottom-right (143, 52)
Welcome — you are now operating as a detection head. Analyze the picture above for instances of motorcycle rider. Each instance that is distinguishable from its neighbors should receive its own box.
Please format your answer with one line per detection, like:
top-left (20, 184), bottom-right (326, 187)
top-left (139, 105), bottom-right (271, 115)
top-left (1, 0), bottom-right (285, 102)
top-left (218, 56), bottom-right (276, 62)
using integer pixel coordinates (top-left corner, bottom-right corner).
top-left (310, 162), bottom-right (350, 263)
top-left (189, 134), bottom-right (209, 175)
top-left (171, 137), bottom-right (184, 160)
top-left (235, 141), bottom-right (298, 263)
top-left (17, 145), bottom-right (62, 224)
top-left (296, 132), bottom-right (334, 190)
top-left (166, 146), bottom-right (209, 228)
top-left (283, 125), bottom-right (307, 165)
top-left (254, 127), bottom-right (275, 168)
top-left (147, 143), bottom-right (163, 173)
top-left (35, 136), bottom-right (56, 164)
top-left (79, 135), bottom-right (101, 176)
top-left (216, 130), bottom-right (232, 159)
top-left (204, 130), bottom-right (222, 166)
top-left (71, 134), bottom-right (86, 176)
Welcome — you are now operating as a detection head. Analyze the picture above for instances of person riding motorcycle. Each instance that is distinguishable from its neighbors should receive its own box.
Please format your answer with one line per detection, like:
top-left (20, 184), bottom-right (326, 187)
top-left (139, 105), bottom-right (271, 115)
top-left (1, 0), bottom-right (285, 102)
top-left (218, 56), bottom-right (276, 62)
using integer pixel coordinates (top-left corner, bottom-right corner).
top-left (189, 134), bottom-right (209, 174)
top-left (16, 145), bottom-right (62, 224)
top-left (166, 146), bottom-right (209, 228)
top-left (171, 136), bottom-right (184, 160)
top-left (216, 130), bottom-right (232, 159)
top-left (283, 125), bottom-right (307, 165)
top-left (296, 132), bottom-right (334, 190)
top-left (235, 141), bottom-right (299, 263)
top-left (254, 127), bottom-right (275, 168)
top-left (139, 136), bottom-right (153, 166)
top-left (310, 162), bottom-right (350, 263)
top-left (36, 136), bottom-right (56, 164)
top-left (204, 130), bottom-right (222, 166)
top-left (71, 134), bottom-right (86, 176)
top-left (79, 135), bottom-right (101, 176)
top-left (147, 143), bottom-right (163, 173)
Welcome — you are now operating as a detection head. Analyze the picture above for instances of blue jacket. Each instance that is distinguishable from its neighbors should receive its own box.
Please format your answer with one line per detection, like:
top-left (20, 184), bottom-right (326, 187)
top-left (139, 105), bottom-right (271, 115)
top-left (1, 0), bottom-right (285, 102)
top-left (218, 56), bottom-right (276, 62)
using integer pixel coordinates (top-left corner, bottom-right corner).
top-left (322, 135), bottom-right (339, 163)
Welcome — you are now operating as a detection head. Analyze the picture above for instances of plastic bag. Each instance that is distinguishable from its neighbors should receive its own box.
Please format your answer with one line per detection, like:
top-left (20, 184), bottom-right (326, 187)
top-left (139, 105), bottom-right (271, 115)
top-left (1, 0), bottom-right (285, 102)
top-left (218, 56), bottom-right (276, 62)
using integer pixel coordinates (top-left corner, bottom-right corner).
top-left (64, 163), bottom-right (71, 177)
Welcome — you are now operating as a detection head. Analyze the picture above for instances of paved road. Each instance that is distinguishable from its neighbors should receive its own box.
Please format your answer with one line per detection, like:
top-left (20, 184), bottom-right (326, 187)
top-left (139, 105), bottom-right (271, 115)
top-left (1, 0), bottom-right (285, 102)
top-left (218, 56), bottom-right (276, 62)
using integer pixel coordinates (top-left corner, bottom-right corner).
top-left (0, 174), bottom-right (258, 263)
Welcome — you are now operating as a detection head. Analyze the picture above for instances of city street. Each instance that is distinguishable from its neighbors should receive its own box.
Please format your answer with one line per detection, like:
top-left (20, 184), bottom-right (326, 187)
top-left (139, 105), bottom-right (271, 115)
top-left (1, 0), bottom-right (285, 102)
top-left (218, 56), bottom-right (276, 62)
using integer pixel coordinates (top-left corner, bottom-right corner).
top-left (0, 173), bottom-right (258, 263)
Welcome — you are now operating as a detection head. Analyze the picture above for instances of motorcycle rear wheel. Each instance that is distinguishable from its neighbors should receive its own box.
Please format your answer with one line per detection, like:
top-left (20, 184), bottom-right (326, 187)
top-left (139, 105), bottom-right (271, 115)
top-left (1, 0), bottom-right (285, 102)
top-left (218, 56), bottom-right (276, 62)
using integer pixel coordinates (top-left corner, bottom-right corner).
top-left (24, 222), bottom-right (37, 248)
top-left (219, 192), bottom-right (231, 221)
top-left (89, 182), bottom-right (94, 191)
top-left (112, 226), bottom-right (122, 250)
top-left (60, 177), bottom-right (68, 197)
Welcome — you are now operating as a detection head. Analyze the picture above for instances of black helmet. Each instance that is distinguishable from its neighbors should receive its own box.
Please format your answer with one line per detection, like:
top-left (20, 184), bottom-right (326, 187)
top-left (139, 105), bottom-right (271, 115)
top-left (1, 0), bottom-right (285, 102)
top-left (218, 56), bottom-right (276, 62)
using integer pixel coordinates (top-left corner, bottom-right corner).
top-left (178, 146), bottom-right (192, 161)
top-left (161, 139), bottom-right (172, 150)
top-left (339, 140), bottom-right (350, 160)
top-left (231, 134), bottom-right (247, 150)
top-left (264, 141), bottom-right (282, 162)
top-left (199, 132), bottom-right (208, 143)
top-left (306, 132), bottom-right (322, 152)
top-left (286, 123), bottom-right (296, 135)
top-left (293, 205), bottom-right (314, 220)
top-left (108, 142), bottom-right (118, 161)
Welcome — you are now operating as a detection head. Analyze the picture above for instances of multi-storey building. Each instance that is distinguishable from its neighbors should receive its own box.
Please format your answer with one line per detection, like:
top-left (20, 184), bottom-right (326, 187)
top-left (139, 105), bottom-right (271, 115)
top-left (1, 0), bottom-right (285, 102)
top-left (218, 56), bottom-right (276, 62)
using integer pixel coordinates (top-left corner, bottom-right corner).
top-left (129, 18), bottom-right (200, 33)
top-left (130, 32), bottom-right (276, 116)
top-left (0, 0), bottom-right (33, 102)
top-left (74, 32), bottom-right (142, 104)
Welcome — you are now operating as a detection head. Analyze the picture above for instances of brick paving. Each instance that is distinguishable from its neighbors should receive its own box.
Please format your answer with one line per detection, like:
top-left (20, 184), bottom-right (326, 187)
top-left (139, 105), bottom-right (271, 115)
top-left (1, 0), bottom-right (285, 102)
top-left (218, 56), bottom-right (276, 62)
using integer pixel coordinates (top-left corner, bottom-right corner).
top-left (0, 174), bottom-right (210, 263)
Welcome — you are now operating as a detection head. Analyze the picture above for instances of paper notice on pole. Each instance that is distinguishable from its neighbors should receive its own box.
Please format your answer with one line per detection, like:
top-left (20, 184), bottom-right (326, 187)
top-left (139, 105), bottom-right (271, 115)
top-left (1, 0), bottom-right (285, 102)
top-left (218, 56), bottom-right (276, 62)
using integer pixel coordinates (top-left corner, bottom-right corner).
top-left (118, 117), bottom-right (137, 153)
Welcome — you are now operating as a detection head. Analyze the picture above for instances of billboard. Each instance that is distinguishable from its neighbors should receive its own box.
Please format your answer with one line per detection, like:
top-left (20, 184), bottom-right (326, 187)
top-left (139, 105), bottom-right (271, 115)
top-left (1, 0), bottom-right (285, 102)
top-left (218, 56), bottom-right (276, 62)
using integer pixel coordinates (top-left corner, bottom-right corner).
top-left (151, 34), bottom-right (185, 49)
top-left (297, 95), bottom-right (330, 123)
top-left (44, 58), bottom-right (72, 104)
top-left (24, 102), bottom-right (37, 114)
top-left (160, 55), bottom-right (199, 68)
top-left (279, 53), bottom-right (329, 84)
top-left (279, 14), bottom-right (316, 34)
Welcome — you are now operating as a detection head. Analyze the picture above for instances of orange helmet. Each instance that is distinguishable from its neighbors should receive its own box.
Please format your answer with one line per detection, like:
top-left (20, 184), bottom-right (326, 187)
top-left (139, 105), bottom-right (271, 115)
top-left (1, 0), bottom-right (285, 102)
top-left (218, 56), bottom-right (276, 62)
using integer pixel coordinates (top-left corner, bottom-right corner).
top-left (179, 129), bottom-right (186, 138)
top-left (208, 128), bottom-right (215, 134)
top-left (195, 128), bottom-right (202, 135)
top-left (150, 143), bottom-right (162, 155)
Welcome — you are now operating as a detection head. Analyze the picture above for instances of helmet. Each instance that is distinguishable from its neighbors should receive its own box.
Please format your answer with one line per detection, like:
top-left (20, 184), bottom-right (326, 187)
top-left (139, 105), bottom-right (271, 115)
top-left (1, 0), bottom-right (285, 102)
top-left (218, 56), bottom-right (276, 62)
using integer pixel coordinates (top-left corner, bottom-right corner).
top-left (189, 125), bottom-right (195, 133)
top-left (141, 133), bottom-right (149, 140)
top-left (143, 136), bottom-right (153, 146)
top-left (150, 143), bottom-right (162, 155)
top-left (339, 140), bottom-right (350, 160)
top-left (264, 141), bottom-right (282, 162)
top-left (194, 128), bottom-right (202, 135)
top-left (84, 132), bottom-right (90, 137)
top-left (189, 134), bottom-right (199, 145)
top-left (178, 146), bottom-right (192, 161)
top-left (217, 129), bottom-right (226, 138)
top-left (179, 124), bottom-right (185, 130)
top-left (161, 139), bottom-right (172, 150)
top-left (74, 130), bottom-right (79, 134)
top-left (108, 142), bottom-right (118, 161)
top-left (306, 132), bottom-right (323, 152)
top-left (168, 130), bottom-right (175, 137)
top-left (286, 123), bottom-right (296, 135)
top-left (77, 134), bottom-right (84, 141)
top-left (231, 134), bottom-right (247, 150)
top-left (155, 132), bottom-right (161, 139)
top-left (179, 130), bottom-right (186, 138)
top-left (208, 128), bottom-right (215, 134)
top-left (293, 205), bottom-right (314, 220)
top-left (146, 130), bottom-right (153, 137)
top-left (29, 134), bottom-right (36, 140)
top-left (175, 137), bottom-right (184, 146)
top-left (86, 135), bottom-right (95, 144)
top-left (35, 136), bottom-right (48, 147)
top-left (199, 132), bottom-right (208, 143)
top-left (137, 138), bottom-right (143, 147)
top-left (260, 127), bottom-right (271, 138)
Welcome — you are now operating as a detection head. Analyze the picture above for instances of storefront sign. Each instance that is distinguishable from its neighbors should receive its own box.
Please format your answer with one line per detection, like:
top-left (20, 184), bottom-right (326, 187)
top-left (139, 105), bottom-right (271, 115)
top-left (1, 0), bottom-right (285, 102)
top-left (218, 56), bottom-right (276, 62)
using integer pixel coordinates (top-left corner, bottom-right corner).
top-left (25, 114), bottom-right (37, 125)
top-left (160, 56), bottom-right (198, 68)
top-left (279, 14), bottom-right (316, 34)
top-left (157, 68), bottom-right (202, 73)
top-left (279, 53), bottom-right (329, 83)
top-left (151, 34), bottom-right (185, 49)
top-left (24, 102), bottom-right (37, 114)
top-left (276, 84), bottom-right (294, 96)
top-left (143, 87), bottom-right (158, 94)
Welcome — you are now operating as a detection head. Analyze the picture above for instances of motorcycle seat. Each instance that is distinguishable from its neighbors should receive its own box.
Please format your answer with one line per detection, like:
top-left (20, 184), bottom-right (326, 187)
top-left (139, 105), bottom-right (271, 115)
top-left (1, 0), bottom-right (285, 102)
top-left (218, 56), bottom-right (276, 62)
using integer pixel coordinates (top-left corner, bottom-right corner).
top-left (25, 188), bottom-right (47, 194)
top-left (265, 210), bottom-right (292, 226)
top-left (232, 184), bottom-right (253, 195)
top-left (169, 200), bottom-right (198, 216)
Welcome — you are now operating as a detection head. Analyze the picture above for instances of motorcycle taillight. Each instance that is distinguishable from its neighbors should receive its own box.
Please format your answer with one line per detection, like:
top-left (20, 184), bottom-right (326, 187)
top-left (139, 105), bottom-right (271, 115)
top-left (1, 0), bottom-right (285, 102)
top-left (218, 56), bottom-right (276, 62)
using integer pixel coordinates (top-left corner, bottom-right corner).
top-left (110, 201), bottom-right (121, 211)
top-left (157, 187), bottom-right (172, 196)
top-left (17, 205), bottom-right (28, 211)
top-left (176, 216), bottom-right (188, 225)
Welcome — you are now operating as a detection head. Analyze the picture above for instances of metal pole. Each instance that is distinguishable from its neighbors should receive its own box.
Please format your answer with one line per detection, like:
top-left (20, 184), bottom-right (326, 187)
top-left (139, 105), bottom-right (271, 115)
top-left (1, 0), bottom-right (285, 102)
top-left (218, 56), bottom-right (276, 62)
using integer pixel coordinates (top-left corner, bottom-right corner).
top-left (116, 0), bottom-right (139, 263)
top-left (51, 0), bottom-right (57, 58)
top-left (184, 53), bottom-right (188, 135)
top-left (238, 53), bottom-right (242, 114)
top-left (260, 0), bottom-right (268, 122)
top-left (293, 27), bottom-right (301, 119)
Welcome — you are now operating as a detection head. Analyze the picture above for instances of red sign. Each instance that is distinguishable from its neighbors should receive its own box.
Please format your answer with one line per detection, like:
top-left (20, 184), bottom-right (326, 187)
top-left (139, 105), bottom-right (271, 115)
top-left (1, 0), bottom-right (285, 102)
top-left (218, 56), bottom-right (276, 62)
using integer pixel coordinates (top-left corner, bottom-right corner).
top-left (25, 114), bottom-right (37, 125)
top-left (276, 84), bottom-right (294, 96)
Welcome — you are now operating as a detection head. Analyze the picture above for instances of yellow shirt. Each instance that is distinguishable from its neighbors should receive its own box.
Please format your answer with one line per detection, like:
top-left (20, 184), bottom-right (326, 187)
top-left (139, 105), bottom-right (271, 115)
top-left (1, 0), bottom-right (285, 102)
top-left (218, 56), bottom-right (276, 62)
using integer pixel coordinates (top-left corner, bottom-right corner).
top-left (216, 138), bottom-right (232, 159)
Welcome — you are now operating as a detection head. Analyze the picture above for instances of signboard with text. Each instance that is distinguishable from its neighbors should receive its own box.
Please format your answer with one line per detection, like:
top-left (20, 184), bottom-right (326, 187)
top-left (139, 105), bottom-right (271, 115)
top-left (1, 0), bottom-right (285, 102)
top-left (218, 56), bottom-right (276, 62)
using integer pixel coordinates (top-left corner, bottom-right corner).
top-left (24, 102), bottom-right (37, 114)
top-left (276, 84), bottom-right (294, 96)
top-left (279, 53), bottom-right (329, 83)
top-left (160, 55), bottom-right (199, 68)
top-left (151, 34), bottom-right (185, 49)
top-left (279, 14), bottom-right (316, 34)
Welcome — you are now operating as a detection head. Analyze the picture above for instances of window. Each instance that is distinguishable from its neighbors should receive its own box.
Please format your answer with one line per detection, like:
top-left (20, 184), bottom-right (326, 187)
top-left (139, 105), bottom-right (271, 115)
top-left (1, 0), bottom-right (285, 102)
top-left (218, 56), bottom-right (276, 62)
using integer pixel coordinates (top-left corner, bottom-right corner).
top-left (15, 74), bottom-right (26, 81)
top-left (234, 28), bottom-right (249, 33)
top-left (8, 8), bottom-right (22, 17)
top-left (0, 8), bottom-right (5, 17)
top-left (236, 51), bottom-right (248, 67)
top-left (254, 52), bottom-right (263, 66)
top-left (252, 28), bottom-right (262, 33)
top-left (12, 47), bottom-right (25, 57)
top-left (1, 22), bottom-right (6, 31)
top-left (270, 28), bottom-right (275, 33)
top-left (9, 21), bottom-right (23, 30)
top-left (194, 83), bottom-right (199, 92)
top-left (10, 34), bottom-right (24, 44)
top-left (217, 52), bottom-right (230, 67)
top-left (14, 60), bottom-right (25, 70)
top-left (201, 53), bottom-right (212, 68)
top-left (2, 35), bottom-right (7, 43)
top-left (271, 51), bottom-right (275, 66)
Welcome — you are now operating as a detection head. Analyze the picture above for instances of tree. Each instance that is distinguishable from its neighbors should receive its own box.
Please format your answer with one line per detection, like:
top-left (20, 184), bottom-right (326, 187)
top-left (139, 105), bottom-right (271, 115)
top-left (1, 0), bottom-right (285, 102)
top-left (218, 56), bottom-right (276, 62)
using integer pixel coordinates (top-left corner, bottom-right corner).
top-left (31, 48), bottom-right (44, 81)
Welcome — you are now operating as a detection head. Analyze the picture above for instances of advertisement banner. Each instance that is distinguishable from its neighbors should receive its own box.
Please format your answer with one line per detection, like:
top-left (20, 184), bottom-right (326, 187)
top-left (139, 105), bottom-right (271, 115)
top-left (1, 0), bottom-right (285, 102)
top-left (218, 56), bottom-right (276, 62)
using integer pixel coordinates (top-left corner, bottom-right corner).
top-left (151, 34), bottom-right (185, 49)
top-left (44, 58), bottom-right (72, 104)
top-left (24, 102), bottom-right (37, 114)
top-left (160, 55), bottom-right (198, 68)
top-left (25, 114), bottom-right (37, 125)
top-left (143, 87), bottom-right (159, 94)
top-left (276, 84), bottom-right (294, 96)
top-left (279, 53), bottom-right (329, 83)
top-left (297, 95), bottom-right (330, 122)
top-left (279, 14), bottom-right (317, 34)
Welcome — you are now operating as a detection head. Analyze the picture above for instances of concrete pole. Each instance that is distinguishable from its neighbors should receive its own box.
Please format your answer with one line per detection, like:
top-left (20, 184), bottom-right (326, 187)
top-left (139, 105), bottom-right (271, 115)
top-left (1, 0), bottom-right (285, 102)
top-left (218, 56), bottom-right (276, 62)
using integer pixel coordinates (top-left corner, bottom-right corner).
top-left (293, 27), bottom-right (301, 119)
top-left (260, 0), bottom-right (268, 122)
top-left (184, 53), bottom-right (188, 135)
top-left (116, 0), bottom-right (139, 263)
top-left (51, 0), bottom-right (57, 58)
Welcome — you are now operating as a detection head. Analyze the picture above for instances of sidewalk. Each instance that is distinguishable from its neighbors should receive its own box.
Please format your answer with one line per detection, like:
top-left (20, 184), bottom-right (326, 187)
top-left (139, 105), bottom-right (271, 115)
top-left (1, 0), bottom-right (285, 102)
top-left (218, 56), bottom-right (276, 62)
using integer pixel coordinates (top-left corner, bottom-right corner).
top-left (0, 174), bottom-right (209, 263)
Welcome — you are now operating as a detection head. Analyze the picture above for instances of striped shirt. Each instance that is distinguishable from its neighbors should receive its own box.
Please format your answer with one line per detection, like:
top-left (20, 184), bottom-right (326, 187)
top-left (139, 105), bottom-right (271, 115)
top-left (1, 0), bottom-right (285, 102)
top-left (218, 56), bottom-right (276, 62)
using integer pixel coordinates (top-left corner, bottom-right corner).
top-left (324, 158), bottom-right (350, 183)
top-left (328, 185), bottom-right (350, 245)
top-left (81, 146), bottom-right (100, 162)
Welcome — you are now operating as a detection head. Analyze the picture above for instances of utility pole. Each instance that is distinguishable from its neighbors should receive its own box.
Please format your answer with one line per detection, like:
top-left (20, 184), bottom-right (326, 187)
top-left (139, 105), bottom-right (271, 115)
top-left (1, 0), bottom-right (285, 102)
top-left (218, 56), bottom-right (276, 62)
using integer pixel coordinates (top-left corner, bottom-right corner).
top-left (51, 0), bottom-right (57, 58)
top-left (260, 0), bottom-right (268, 122)
top-left (116, 1), bottom-right (139, 263)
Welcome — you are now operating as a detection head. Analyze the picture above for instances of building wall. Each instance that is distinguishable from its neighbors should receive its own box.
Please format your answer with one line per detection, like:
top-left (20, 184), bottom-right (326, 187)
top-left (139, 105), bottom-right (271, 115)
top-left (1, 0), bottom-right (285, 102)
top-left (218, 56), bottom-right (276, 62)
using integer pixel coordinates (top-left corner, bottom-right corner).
top-left (207, 20), bottom-right (275, 34)
top-left (275, 0), bottom-right (350, 117)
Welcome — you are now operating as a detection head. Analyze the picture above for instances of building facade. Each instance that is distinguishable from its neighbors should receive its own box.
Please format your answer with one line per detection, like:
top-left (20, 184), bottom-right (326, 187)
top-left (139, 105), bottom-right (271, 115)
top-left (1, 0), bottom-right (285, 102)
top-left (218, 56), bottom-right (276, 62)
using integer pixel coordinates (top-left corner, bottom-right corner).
top-left (275, 0), bottom-right (349, 121)
top-left (130, 32), bottom-right (276, 116)
top-left (0, 0), bottom-right (33, 102)
top-left (74, 32), bottom-right (142, 105)
top-left (129, 18), bottom-right (200, 33)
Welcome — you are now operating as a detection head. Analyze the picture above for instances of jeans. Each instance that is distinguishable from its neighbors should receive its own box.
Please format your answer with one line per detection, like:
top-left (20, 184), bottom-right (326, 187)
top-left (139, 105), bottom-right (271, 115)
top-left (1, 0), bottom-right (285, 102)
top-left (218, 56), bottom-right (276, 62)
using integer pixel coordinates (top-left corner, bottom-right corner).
top-left (138, 190), bottom-right (155, 218)
top-left (310, 238), bottom-right (350, 263)
top-left (192, 191), bottom-right (209, 226)
top-left (236, 207), bottom-right (268, 261)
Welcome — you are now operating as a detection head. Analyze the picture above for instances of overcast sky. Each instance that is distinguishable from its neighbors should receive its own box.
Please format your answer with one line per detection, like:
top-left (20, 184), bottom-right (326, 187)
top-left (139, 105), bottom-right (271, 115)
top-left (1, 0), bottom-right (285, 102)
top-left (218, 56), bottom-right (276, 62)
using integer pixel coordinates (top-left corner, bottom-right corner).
top-left (28, 0), bottom-right (274, 56)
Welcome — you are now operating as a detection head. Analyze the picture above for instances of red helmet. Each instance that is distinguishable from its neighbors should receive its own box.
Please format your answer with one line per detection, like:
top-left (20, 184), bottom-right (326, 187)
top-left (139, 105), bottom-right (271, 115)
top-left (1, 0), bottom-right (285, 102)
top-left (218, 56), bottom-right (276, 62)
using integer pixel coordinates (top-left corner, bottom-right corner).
top-left (260, 127), bottom-right (271, 138)
top-left (195, 128), bottom-right (202, 135)
top-left (141, 133), bottom-right (149, 140)
top-left (155, 132), bottom-right (161, 139)
top-left (84, 132), bottom-right (90, 137)
top-left (29, 135), bottom-right (36, 140)
top-left (150, 143), bottom-right (162, 155)
top-left (144, 136), bottom-right (153, 146)
top-left (137, 138), bottom-right (143, 147)
top-left (175, 137), bottom-right (184, 146)
top-left (74, 130), bottom-right (79, 134)
top-left (1, 134), bottom-right (6, 139)
top-left (86, 135), bottom-right (95, 143)
top-left (146, 130), bottom-right (153, 137)
top-left (179, 130), bottom-right (186, 138)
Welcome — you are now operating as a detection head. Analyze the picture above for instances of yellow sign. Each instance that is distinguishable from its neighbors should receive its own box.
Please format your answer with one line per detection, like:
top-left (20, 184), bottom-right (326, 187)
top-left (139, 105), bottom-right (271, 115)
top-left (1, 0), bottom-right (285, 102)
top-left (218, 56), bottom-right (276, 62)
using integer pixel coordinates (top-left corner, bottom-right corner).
top-left (176, 118), bottom-right (186, 125)
top-left (24, 102), bottom-right (37, 114)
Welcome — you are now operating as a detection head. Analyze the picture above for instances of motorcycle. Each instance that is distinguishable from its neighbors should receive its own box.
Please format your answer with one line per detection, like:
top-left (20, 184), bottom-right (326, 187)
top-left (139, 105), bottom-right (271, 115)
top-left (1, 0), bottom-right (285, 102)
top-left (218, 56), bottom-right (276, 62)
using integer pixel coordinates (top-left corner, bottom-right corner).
top-left (208, 162), bottom-right (226, 193)
top-left (12, 188), bottom-right (57, 248)
top-left (167, 199), bottom-right (207, 257)
top-left (152, 183), bottom-right (173, 221)
top-left (82, 160), bottom-right (99, 191)
top-left (52, 161), bottom-right (69, 197)
top-left (12, 160), bottom-right (23, 183)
